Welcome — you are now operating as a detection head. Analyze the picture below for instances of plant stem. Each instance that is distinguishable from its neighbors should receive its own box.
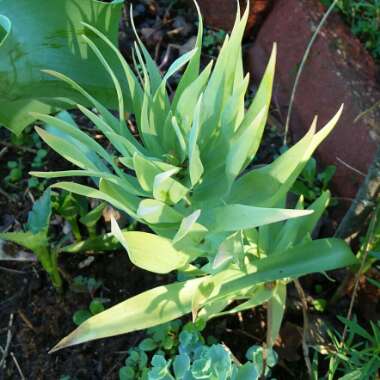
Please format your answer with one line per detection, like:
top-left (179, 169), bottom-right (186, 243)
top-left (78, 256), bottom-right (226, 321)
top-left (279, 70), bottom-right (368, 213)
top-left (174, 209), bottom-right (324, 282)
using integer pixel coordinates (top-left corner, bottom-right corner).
top-left (69, 217), bottom-right (82, 241)
top-left (37, 247), bottom-right (62, 290)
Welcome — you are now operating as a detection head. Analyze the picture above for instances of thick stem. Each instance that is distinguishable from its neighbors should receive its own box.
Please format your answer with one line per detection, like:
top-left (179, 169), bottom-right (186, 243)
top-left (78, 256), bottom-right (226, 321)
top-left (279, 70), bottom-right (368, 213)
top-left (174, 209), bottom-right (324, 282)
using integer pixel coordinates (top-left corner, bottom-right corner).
top-left (37, 247), bottom-right (62, 290)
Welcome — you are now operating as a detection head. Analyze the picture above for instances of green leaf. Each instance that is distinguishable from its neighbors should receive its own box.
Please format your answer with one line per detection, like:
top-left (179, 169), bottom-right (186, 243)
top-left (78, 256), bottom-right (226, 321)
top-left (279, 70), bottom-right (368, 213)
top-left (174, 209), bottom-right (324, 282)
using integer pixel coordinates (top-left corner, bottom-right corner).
top-left (79, 202), bottom-right (106, 228)
top-left (273, 191), bottom-right (330, 253)
top-left (50, 276), bottom-right (206, 352)
top-left (51, 182), bottom-right (138, 218)
top-left (89, 299), bottom-right (105, 315)
top-left (32, 113), bottom-right (115, 168)
top-left (171, 0), bottom-right (203, 110)
top-left (81, 22), bottom-right (143, 127)
top-left (239, 43), bottom-right (277, 164)
top-left (188, 95), bottom-right (204, 186)
top-left (73, 309), bottom-right (92, 326)
top-left (137, 199), bottom-right (183, 225)
top-left (61, 233), bottom-right (120, 253)
top-left (172, 210), bottom-right (208, 248)
top-left (31, 169), bottom-right (146, 197)
top-left (50, 239), bottom-right (356, 351)
top-left (209, 286), bottom-right (273, 319)
top-left (35, 127), bottom-right (99, 171)
top-left (0, 230), bottom-right (48, 253)
top-left (226, 107), bottom-right (267, 183)
top-left (174, 62), bottom-right (213, 133)
top-left (153, 169), bottom-right (189, 204)
top-left (0, 0), bottom-right (123, 134)
top-left (200, 204), bottom-right (313, 232)
top-left (111, 219), bottom-right (190, 274)
top-left (218, 238), bottom-right (357, 300)
top-left (228, 106), bottom-right (343, 207)
top-left (138, 338), bottom-right (158, 352)
top-left (266, 282), bottom-right (286, 347)
top-left (133, 153), bottom-right (179, 193)
top-left (26, 188), bottom-right (51, 235)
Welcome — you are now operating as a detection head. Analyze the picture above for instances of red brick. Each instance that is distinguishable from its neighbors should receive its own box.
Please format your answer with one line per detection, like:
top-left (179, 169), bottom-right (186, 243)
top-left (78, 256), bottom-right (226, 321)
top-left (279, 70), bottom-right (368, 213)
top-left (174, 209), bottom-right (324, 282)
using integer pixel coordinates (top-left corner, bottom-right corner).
top-left (196, 0), bottom-right (272, 32)
top-left (247, 0), bottom-right (380, 200)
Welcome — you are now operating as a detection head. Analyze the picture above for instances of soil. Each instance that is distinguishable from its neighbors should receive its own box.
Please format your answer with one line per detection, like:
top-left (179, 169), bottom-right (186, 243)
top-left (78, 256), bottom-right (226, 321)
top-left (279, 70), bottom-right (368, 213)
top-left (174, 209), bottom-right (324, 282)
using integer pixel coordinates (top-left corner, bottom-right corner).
top-left (0, 1), bottom-right (379, 380)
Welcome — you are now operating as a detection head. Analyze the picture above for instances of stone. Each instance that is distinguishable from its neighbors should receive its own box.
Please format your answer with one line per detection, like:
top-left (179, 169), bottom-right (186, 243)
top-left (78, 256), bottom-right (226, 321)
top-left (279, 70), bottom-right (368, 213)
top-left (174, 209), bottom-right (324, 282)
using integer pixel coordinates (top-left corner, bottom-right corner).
top-left (196, 0), bottom-right (272, 33)
top-left (246, 0), bottom-right (380, 200)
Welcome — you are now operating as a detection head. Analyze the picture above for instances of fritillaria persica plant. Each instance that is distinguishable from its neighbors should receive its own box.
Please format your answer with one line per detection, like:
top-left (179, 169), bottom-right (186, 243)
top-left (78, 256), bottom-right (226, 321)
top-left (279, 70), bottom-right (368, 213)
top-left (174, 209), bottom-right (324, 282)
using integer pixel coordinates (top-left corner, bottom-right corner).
top-left (29, 3), bottom-right (356, 352)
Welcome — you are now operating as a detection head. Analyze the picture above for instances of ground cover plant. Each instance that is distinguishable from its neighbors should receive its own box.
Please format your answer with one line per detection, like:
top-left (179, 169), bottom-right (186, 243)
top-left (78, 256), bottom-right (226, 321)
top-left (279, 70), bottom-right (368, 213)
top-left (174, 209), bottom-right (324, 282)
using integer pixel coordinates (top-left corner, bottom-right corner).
top-left (119, 320), bottom-right (278, 380)
top-left (25, 2), bottom-right (356, 354)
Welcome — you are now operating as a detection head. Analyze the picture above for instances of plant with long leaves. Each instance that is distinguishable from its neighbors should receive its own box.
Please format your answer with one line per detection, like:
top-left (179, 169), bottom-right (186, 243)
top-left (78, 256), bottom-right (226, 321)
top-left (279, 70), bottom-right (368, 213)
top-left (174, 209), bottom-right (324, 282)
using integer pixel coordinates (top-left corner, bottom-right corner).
top-left (29, 3), bottom-right (357, 352)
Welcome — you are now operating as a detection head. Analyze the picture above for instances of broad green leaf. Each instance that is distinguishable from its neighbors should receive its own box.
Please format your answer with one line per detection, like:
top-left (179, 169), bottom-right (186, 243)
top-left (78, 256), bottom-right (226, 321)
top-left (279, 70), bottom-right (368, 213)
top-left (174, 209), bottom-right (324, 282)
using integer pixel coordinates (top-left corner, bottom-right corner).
top-left (50, 239), bottom-right (355, 350)
top-left (213, 232), bottom-right (245, 271)
top-left (239, 44), bottom-right (277, 164)
top-left (199, 6), bottom-right (249, 145)
top-left (210, 286), bottom-right (273, 319)
top-left (50, 276), bottom-right (206, 352)
top-left (172, 210), bottom-right (208, 247)
top-left (226, 107), bottom-right (267, 183)
top-left (137, 199), bottom-right (183, 224)
top-left (191, 277), bottom-right (215, 321)
top-left (0, 0), bottom-right (123, 134)
top-left (51, 182), bottom-right (138, 218)
top-left (35, 127), bottom-right (99, 171)
top-left (99, 179), bottom-right (140, 217)
top-left (112, 219), bottom-right (190, 274)
top-left (133, 153), bottom-right (179, 192)
top-left (32, 113), bottom-right (115, 168)
top-left (200, 204), bottom-right (313, 232)
top-left (153, 169), bottom-right (189, 204)
top-left (174, 62), bottom-right (213, 133)
top-left (31, 169), bottom-right (146, 197)
top-left (217, 238), bottom-right (357, 300)
top-left (273, 191), bottom-right (330, 253)
top-left (228, 107), bottom-right (344, 207)
top-left (26, 188), bottom-right (51, 235)
top-left (0, 231), bottom-right (47, 253)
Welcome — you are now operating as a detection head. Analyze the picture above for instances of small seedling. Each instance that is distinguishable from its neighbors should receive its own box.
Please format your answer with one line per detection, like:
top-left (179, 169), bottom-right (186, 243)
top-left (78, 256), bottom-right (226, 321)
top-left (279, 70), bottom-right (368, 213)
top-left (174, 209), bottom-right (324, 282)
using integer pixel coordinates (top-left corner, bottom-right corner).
top-left (73, 298), bottom-right (106, 326)
top-left (292, 157), bottom-right (336, 206)
top-left (5, 160), bottom-right (23, 183)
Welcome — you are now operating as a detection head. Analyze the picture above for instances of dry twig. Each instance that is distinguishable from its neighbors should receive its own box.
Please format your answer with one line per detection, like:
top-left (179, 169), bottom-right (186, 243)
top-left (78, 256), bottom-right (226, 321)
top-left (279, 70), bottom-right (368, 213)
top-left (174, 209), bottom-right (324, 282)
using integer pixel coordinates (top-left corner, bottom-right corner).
top-left (0, 313), bottom-right (14, 369)
top-left (10, 352), bottom-right (26, 380)
top-left (294, 280), bottom-right (312, 379)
